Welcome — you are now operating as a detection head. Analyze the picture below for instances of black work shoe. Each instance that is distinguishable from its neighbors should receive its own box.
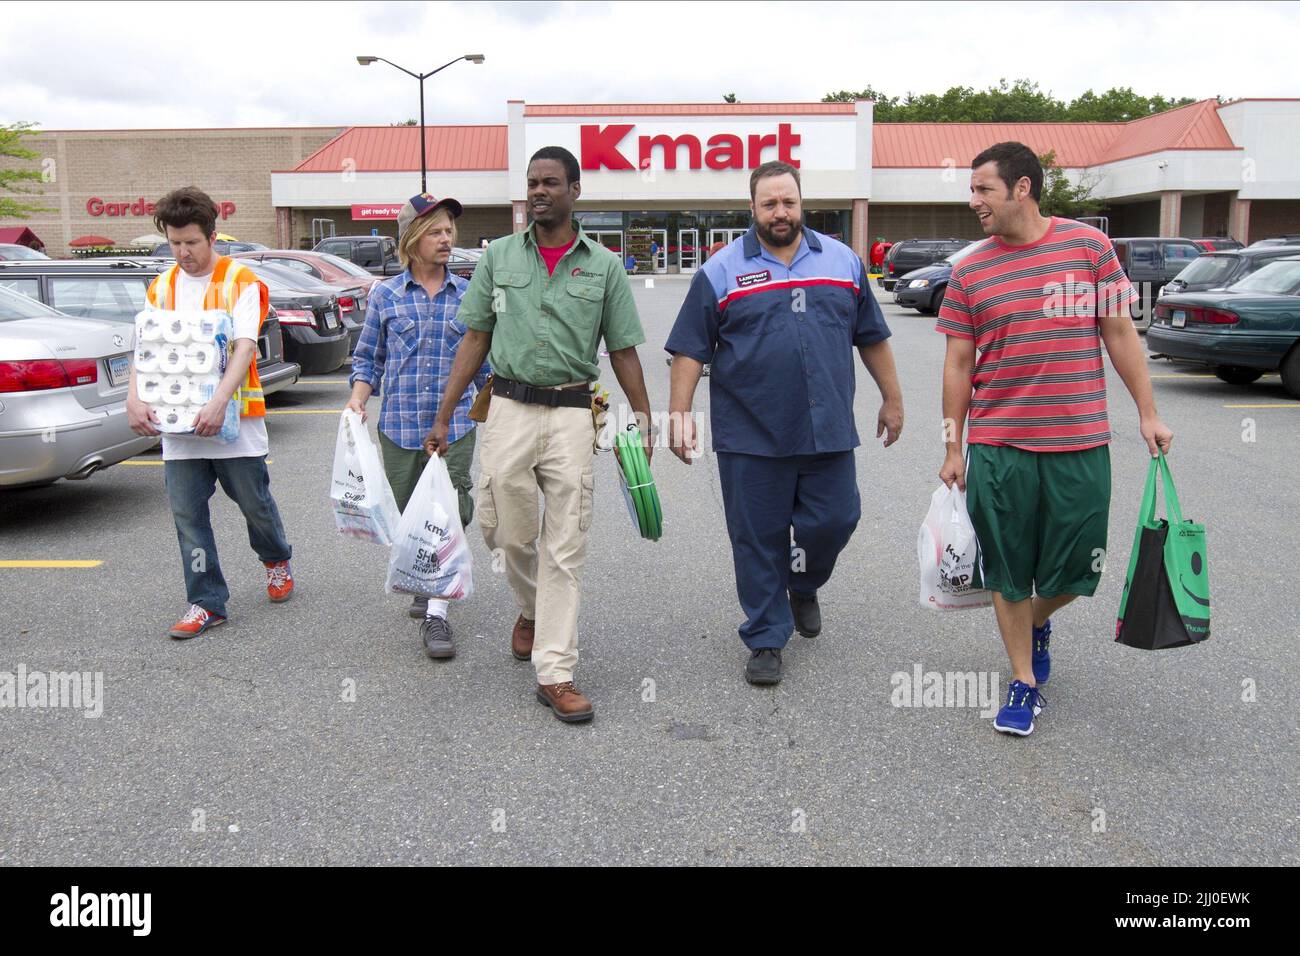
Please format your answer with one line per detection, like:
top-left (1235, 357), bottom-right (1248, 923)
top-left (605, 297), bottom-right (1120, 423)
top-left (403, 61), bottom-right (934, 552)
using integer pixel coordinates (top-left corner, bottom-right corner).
top-left (408, 595), bottom-right (428, 619)
top-left (421, 615), bottom-right (455, 659)
top-left (745, 647), bottom-right (782, 685)
top-left (790, 590), bottom-right (821, 638)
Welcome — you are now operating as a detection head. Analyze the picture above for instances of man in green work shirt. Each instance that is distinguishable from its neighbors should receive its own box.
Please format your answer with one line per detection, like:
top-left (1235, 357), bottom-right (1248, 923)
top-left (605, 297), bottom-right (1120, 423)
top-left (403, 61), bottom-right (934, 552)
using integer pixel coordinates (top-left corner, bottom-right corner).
top-left (427, 146), bottom-right (654, 724)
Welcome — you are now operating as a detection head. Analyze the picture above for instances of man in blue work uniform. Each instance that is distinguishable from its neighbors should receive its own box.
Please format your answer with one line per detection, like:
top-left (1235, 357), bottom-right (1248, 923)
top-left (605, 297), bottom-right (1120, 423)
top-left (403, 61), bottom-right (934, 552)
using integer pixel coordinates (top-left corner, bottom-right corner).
top-left (665, 161), bottom-right (904, 685)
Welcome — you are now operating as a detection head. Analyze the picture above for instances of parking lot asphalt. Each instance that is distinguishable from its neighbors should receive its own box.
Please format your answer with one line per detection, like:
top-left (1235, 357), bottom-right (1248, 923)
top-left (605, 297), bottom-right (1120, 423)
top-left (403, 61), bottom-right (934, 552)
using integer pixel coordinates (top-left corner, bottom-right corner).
top-left (1, 277), bottom-right (1296, 866)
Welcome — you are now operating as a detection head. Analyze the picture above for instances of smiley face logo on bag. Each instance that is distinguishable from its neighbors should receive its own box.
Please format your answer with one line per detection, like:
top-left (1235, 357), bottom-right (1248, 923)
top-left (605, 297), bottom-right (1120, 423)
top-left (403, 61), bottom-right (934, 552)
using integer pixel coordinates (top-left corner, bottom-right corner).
top-left (1180, 548), bottom-right (1210, 608)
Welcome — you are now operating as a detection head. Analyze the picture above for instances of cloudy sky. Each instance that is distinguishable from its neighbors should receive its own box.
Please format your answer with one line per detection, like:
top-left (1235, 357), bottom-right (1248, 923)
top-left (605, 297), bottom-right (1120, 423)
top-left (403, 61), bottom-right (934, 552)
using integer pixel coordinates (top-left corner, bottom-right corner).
top-left (2, 0), bottom-right (1296, 130)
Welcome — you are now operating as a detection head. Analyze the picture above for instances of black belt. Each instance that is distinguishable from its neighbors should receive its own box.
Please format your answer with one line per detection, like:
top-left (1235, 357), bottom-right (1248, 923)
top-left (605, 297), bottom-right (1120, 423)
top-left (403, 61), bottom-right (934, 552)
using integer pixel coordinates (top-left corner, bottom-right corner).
top-left (492, 376), bottom-right (591, 409)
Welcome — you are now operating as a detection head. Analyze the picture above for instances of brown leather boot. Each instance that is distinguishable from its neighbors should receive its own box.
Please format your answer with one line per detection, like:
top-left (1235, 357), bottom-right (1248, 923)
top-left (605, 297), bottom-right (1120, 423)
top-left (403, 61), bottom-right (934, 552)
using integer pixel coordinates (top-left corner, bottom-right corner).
top-left (536, 681), bottom-right (594, 723)
top-left (511, 614), bottom-right (535, 661)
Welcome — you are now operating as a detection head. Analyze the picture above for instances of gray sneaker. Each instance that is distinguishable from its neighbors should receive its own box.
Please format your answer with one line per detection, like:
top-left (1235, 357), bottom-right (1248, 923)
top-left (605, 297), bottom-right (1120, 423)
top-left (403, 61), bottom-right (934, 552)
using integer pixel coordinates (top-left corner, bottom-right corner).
top-left (408, 595), bottom-right (429, 619)
top-left (421, 615), bottom-right (455, 659)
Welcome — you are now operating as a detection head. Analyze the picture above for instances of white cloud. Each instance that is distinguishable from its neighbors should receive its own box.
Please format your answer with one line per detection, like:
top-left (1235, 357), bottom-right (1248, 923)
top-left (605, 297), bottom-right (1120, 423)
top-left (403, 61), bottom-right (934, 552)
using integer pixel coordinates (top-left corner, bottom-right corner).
top-left (1, 0), bottom-right (1296, 131)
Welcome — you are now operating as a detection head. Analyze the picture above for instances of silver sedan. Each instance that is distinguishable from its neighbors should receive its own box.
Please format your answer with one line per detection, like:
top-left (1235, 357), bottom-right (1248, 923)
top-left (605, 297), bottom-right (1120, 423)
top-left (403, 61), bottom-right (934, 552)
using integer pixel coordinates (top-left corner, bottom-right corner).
top-left (0, 286), bottom-right (157, 489)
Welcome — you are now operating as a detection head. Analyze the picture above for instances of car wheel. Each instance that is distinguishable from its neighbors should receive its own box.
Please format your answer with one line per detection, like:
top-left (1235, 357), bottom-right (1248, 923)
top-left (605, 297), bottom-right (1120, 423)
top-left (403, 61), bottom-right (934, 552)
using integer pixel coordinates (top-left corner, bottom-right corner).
top-left (1280, 346), bottom-right (1300, 400)
top-left (1213, 366), bottom-right (1265, 386)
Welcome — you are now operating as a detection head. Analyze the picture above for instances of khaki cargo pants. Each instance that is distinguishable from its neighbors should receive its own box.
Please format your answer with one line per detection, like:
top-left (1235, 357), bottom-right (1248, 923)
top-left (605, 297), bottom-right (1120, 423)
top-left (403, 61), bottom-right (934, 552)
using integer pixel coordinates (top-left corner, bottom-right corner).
top-left (475, 392), bottom-right (595, 684)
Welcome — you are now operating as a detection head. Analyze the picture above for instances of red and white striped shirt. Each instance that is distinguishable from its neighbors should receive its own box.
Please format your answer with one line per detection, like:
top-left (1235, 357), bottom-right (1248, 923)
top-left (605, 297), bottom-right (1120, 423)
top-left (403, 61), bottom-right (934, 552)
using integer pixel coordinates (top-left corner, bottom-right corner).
top-left (935, 218), bottom-right (1136, 452)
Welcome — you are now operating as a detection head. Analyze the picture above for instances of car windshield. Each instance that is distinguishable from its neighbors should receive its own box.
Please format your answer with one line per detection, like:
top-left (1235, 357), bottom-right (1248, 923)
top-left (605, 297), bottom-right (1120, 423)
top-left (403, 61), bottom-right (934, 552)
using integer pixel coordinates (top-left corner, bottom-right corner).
top-left (313, 251), bottom-right (373, 278)
top-left (945, 241), bottom-right (984, 265)
top-left (0, 284), bottom-right (62, 321)
top-left (1, 245), bottom-right (49, 261)
top-left (1231, 260), bottom-right (1300, 295)
top-left (1174, 255), bottom-right (1237, 285)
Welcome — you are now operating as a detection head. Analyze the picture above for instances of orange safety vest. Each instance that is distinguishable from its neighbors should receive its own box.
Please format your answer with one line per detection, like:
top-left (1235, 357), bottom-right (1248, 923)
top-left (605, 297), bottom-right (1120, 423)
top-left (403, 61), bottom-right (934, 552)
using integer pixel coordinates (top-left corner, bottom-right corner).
top-left (146, 256), bottom-right (269, 417)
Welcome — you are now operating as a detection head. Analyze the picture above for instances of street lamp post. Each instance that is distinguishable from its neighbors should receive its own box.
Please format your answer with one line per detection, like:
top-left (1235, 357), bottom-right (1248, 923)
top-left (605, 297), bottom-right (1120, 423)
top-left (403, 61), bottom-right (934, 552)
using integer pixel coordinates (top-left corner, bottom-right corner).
top-left (356, 53), bottom-right (485, 194)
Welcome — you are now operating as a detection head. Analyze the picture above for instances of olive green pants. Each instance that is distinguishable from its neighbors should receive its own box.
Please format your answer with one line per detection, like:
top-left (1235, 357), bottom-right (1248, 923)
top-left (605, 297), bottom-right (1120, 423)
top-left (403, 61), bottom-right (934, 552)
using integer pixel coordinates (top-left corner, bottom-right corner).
top-left (379, 428), bottom-right (476, 528)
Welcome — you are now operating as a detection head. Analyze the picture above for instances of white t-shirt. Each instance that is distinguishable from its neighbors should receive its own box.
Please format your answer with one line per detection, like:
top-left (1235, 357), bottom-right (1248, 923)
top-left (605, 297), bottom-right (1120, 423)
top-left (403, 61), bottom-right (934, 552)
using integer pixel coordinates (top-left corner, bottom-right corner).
top-left (161, 269), bottom-right (270, 461)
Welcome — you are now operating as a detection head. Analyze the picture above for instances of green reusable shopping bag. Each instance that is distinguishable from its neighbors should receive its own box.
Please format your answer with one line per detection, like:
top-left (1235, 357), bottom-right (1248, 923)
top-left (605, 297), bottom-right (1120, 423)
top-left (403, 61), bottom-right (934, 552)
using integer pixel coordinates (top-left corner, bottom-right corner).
top-left (1115, 452), bottom-right (1210, 649)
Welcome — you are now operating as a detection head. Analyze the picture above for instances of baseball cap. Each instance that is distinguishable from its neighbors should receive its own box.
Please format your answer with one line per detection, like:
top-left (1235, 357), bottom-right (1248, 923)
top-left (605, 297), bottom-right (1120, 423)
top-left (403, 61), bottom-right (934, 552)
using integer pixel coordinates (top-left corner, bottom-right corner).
top-left (396, 193), bottom-right (463, 238)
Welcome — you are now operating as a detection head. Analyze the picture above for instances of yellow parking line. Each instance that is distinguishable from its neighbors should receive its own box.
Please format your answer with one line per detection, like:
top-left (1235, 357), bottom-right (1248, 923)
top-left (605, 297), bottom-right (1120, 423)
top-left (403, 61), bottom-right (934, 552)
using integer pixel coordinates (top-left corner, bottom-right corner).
top-left (1223, 403), bottom-right (1298, 409)
top-left (266, 409), bottom-right (343, 415)
top-left (0, 560), bottom-right (102, 568)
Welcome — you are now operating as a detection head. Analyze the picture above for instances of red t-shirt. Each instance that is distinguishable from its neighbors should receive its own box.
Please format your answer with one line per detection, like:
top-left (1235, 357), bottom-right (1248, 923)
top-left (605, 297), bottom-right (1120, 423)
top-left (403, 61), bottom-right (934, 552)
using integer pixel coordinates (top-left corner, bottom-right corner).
top-left (538, 238), bottom-right (576, 276)
top-left (935, 217), bottom-right (1136, 452)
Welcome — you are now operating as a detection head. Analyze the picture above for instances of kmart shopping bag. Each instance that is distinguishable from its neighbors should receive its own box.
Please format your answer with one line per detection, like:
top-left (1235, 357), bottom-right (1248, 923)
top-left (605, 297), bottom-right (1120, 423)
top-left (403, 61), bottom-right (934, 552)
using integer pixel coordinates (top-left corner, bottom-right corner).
top-left (1115, 452), bottom-right (1210, 649)
top-left (331, 410), bottom-right (401, 545)
top-left (918, 483), bottom-right (992, 610)
top-left (385, 453), bottom-right (473, 600)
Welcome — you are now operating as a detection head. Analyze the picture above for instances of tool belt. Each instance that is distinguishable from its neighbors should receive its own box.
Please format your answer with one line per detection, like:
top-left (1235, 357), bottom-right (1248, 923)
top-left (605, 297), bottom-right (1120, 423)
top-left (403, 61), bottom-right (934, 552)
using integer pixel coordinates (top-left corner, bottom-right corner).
top-left (492, 375), bottom-right (591, 409)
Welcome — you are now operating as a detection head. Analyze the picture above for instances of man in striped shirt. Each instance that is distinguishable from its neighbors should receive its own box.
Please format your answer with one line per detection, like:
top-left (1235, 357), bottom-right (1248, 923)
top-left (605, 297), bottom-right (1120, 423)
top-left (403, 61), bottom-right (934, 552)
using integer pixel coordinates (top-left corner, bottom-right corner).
top-left (936, 142), bottom-right (1173, 737)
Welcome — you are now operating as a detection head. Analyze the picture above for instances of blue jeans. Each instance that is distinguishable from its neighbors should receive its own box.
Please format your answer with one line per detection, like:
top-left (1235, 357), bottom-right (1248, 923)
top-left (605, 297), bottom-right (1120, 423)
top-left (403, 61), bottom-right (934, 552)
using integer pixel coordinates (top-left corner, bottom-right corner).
top-left (716, 451), bottom-right (861, 650)
top-left (164, 456), bottom-right (292, 618)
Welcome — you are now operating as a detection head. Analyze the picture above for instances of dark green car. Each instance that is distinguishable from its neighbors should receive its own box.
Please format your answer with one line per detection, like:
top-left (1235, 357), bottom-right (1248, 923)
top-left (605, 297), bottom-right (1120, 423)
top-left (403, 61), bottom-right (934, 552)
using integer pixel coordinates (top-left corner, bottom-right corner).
top-left (1146, 255), bottom-right (1300, 398)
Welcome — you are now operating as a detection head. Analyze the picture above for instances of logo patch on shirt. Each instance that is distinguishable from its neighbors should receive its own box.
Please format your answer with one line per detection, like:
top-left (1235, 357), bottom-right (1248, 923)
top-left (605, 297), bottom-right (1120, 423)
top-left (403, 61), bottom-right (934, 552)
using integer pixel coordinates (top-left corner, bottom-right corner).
top-left (736, 269), bottom-right (771, 288)
top-left (571, 267), bottom-right (602, 279)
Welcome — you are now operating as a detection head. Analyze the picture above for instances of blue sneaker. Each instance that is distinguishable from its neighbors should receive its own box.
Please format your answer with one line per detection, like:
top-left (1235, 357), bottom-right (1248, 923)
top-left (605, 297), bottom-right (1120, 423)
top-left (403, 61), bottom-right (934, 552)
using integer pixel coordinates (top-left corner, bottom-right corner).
top-left (993, 680), bottom-right (1045, 736)
top-left (1032, 618), bottom-right (1052, 685)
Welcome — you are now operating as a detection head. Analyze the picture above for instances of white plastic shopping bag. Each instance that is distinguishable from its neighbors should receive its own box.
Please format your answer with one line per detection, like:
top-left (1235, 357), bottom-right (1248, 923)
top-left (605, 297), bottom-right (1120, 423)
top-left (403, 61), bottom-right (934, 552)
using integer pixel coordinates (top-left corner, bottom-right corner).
top-left (918, 483), bottom-right (993, 610)
top-left (331, 410), bottom-right (401, 545)
top-left (385, 453), bottom-right (474, 600)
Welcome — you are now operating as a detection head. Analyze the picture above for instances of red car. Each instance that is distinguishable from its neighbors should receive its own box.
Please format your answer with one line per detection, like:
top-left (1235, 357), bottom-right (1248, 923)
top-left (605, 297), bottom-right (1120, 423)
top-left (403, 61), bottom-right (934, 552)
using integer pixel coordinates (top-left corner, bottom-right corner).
top-left (233, 250), bottom-right (377, 352)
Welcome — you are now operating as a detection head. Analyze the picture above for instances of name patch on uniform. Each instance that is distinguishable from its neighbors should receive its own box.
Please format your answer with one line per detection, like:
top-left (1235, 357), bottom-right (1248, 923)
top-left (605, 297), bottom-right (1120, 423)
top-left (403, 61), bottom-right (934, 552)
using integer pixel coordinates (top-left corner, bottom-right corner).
top-left (570, 267), bottom-right (602, 279)
top-left (735, 270), bottom-right (771, 288)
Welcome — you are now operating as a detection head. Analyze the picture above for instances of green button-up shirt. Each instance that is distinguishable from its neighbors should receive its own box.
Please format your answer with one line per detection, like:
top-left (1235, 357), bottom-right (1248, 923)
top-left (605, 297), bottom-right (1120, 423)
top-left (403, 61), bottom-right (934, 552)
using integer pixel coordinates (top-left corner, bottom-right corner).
top-left (457, 221), bottom-right (646, 386)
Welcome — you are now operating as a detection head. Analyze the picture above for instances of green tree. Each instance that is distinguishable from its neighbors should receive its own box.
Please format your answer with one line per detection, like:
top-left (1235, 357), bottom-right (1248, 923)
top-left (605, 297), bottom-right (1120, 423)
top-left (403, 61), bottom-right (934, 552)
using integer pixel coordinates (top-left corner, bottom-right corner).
top-left (823, 79), bottom-right (1197, 122)
top-left (722, 92), bottom-right (738, 103)
top-left (1036, 150), bottom-right (1104, 219)
top-left (390, 119), bottom-right (418, 126)
top-left (0, 121), bottom-right (50, 219)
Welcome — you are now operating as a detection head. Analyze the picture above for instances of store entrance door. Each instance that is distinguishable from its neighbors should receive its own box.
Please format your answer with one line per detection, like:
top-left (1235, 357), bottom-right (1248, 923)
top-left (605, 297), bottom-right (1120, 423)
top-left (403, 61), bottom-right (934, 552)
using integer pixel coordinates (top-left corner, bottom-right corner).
top-left (707, 228), bottom-right (747, 260)
top-left (678, 229), bottom-right (699, 273)
top-left (650, 229), bottom-right (668, 273)
top-left (587, 230), bottom-right (624, 257)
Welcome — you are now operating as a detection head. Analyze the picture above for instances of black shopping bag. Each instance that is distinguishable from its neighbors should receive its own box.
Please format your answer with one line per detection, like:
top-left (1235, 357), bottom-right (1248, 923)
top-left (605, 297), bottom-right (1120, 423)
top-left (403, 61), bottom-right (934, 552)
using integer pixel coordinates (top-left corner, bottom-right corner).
top-left (1115, 452), bottom-right (1210, 650)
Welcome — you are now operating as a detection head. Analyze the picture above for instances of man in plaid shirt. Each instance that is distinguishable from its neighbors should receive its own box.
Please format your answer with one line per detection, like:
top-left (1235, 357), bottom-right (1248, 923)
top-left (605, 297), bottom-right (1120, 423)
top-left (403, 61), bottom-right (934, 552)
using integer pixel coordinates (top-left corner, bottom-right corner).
top-left (347, 193), bottom-right (490, 658)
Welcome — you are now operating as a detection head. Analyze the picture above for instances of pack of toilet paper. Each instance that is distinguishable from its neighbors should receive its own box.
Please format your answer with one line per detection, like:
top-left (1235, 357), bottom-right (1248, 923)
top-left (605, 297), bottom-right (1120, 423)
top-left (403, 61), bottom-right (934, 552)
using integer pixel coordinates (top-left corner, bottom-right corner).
top-left (134, 309), bottom-right (240, 441)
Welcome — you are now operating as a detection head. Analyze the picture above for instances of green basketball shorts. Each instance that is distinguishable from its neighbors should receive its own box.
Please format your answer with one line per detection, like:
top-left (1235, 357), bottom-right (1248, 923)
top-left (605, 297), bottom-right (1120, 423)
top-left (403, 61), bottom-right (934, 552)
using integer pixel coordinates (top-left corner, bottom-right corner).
top-left (965, 443), bottom-right (1111, 603)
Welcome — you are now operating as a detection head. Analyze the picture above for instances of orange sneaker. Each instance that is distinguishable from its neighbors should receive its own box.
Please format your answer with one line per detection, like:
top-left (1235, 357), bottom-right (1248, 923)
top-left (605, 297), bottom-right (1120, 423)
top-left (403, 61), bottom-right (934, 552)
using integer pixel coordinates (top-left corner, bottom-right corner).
top-left (168, 604), bottom-right (227, 640)
top-left (265, 560), bottom-right (294, 603)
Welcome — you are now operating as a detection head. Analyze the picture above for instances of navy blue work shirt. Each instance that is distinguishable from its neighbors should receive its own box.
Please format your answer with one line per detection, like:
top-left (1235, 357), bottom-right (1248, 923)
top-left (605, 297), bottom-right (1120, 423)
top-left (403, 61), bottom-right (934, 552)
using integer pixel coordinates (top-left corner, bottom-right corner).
top-left (665, 226), bottom-right (891, 457)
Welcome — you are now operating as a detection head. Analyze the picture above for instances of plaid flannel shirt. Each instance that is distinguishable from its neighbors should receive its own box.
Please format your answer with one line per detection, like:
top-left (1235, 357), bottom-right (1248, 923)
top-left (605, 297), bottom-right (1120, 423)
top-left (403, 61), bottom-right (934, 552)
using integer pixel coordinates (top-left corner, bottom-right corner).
top-left (349, 269), bottom-right (491, 450)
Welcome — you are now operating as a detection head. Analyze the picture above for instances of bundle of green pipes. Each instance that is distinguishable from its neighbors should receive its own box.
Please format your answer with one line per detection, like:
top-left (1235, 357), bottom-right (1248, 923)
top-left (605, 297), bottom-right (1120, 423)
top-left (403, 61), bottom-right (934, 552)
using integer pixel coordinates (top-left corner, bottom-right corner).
top-left (614, 426), bottom-right (662, 541)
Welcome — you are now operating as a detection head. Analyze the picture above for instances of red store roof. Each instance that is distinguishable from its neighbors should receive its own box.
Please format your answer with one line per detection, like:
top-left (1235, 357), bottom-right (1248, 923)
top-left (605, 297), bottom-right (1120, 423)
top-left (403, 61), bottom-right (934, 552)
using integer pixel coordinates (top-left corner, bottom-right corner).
top-left (284, 100), bottom-right (1240, 174)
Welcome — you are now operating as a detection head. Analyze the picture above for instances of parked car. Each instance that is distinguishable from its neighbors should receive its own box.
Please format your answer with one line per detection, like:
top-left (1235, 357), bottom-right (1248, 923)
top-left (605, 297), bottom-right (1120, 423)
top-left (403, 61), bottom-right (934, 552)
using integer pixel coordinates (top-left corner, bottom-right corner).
top-left (1112, 237), bottom-right (1204, 330)
top-left (1147, 255), bottom-right (1300, 396)
top-left (1190, 238), bottom-right (1243, 252)
top-left (313, 235), bottom-right (402, 277)
top-left (446, 247), bottom-right (482, 281)
top-left (1248, 235), bottom-right (1300, 248)
top-left (150, 239), bottom-right (268, 257)
top-left (0, 258), bottom-right (299, 397)
top-left (1159, 245), bottom-right (1300, 300)
top-left (892, 240), bottom-right (986, 315)
top-left (0, 286), bottom-right (159, 489)
top-left (878, 239), bottom-right (968, 291)
top-left (233, 250), bottom-right (374, 352)
top-left (236, 261), bottom-right (350, 375)
top-left (0, 243), bottom-right (49, 261)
